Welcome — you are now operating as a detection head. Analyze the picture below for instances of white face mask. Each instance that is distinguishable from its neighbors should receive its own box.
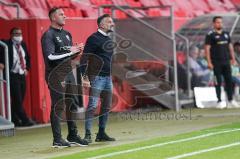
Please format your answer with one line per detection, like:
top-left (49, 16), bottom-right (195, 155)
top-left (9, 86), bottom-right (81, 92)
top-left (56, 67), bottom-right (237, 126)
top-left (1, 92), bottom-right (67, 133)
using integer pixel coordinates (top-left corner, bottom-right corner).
top-left (13, 36), bottom-right (23, 43)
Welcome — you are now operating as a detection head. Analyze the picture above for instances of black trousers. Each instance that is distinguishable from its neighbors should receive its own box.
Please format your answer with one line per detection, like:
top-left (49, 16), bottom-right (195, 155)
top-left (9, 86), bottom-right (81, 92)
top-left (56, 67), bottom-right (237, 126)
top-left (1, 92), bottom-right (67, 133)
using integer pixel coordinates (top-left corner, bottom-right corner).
top-left (213, 63), bottom-right (233, 101)
top-left (10, 73), bottom-right (29, 123)
top-left (47, 62), bottom-right (80, 141)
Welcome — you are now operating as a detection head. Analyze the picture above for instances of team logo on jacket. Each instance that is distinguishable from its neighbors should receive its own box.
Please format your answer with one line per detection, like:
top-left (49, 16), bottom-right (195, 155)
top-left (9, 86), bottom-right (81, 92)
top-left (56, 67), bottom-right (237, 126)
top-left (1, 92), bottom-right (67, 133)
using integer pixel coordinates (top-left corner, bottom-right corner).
top-left (56, 36), bottom-right (62, 42)
top-left (66, 35), bottom-right (70, 41)
top-left (224, 33), bottom-right (229, 39)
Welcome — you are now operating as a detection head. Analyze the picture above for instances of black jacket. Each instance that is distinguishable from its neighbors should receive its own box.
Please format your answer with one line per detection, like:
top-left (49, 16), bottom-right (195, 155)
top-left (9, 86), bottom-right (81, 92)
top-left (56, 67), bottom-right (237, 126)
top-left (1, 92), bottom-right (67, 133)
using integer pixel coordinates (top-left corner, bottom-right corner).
top-left (0, 39), bottom-right (31, 76)
top-left (81, 31), bottom-right (114, 77)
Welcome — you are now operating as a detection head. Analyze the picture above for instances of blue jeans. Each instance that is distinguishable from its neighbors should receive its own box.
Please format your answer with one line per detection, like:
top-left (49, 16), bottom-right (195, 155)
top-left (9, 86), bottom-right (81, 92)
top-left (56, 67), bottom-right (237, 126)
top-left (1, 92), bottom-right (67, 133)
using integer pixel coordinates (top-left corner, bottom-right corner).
top-left (232, 76), bottom-right (240, 85)
top-left (85, 76), bottom-right (113, 132)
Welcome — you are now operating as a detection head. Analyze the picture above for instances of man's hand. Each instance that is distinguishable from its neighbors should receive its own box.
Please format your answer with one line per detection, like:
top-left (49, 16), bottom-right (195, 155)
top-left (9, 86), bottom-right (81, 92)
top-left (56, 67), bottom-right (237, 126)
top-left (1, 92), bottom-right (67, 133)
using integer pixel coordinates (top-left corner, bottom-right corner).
top-left (208, 62), bottom-right (214, 70)
top-left (71, 43), bottom-right (84, 62)
top-left (231, 59), bottom-right (237, 66)
top-left (24, 69), bottom-right (28, 76)
top-left (70, 45), bottom-right (81, 54)
top-left (79, 43), bottom-right (84, 53)
top-left (0, 63), bottom-right (4, 70)
top-left (82, 74), bottom-right (90, 87)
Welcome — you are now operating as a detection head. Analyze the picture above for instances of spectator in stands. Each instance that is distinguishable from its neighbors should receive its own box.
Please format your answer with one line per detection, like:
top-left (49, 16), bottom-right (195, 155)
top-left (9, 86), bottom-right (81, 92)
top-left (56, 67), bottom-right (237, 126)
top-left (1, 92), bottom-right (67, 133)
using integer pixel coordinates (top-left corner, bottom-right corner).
top-left (80, 14), bottom-right (116, 143)
top-left (41, 7), bottom-right (88, 148)
top-left (232, 42), bottom-right (240, 93)
top-left (0, 27), bottom-right (34, 126)
top-left (205, 16), bottom-right (238, 108)
top-left (234, 41), bottom-right (240, 65)
top-left (231, 65), bottom-right (240, 85)
top-left (197, 48), bottom-right (209, 70)
top-left (189, 46), bottom-right (211, 88)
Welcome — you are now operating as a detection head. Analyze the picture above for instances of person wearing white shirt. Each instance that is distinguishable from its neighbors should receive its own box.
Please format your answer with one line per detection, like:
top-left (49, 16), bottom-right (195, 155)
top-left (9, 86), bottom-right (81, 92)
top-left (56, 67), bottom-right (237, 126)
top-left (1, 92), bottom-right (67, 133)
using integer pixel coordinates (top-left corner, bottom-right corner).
top-left (0, 27), bottom-right (34, 126)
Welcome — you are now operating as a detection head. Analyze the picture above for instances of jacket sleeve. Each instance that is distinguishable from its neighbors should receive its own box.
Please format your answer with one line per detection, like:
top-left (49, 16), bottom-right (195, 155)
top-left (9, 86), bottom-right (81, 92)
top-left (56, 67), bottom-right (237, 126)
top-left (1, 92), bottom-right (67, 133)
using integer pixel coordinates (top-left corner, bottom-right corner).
top-left (0, 44), bottom-right (4, 65)
top-left (22, 42), bottom-right (31, 70)
top-left (41, 31), bottom-right (75, 61)
top-left (80, 36), bottom-right (98, 75)
top-left (0, 39), bottom-right (7, 65)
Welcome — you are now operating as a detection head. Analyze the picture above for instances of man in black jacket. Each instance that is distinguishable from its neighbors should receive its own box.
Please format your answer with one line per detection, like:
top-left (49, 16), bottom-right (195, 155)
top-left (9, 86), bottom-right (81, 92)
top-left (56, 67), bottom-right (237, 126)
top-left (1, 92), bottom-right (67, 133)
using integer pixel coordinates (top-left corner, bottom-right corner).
top-left (81, 14), bottom-right (116, 143)
top-left (0, 27), bottom-right (34, 126)
top-left (205, 16), bottom-right (238, 108)
top-left (41, 7), bottom-right (88, 148)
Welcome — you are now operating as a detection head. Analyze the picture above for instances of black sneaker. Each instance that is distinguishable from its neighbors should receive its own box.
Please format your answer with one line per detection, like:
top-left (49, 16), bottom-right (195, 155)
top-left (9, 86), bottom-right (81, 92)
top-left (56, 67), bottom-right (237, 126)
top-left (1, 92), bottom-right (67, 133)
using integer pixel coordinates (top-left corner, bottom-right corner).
top-left (95, 132), bottom-right (116, 142)
top-left (22, 119), bottom-right (35, 127)
top-left (84, 133), bottom-right (92, 143)
top-left (52, 138), bottom-right (71, 148)
top-left (67, 135), bottom-right (89, 146)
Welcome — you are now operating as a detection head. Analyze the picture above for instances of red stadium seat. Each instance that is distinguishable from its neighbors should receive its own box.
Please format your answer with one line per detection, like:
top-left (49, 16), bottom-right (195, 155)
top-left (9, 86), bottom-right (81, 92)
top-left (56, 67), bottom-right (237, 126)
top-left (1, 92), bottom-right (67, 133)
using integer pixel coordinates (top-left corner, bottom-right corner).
top-left (63, 8), bottom-right (83, 17)
top-left (18, 8), bottom-right (29, 19)
top-left (222, 0), bottom-right (236, 10)
top-left (90, 0), bottom-right (112, 6)
top-left (125, 0), bottom-right (142, 7)
top-left (1, 0), bottom-right (12, 3)
top-left (111, 0), bottom-right (132, 18)
top-left (47, 0), bottom-right (71, 8)
top-left (9, 0), bottom-right (48, 18)
top-left (113, 0), bottom-right (146, 17)
top-left (140, 0), bottom-right (160, 6)
top-left (38, 0), bottom-right (49, 10)
top-left (174, 0), bottom-right (196, 17)
top-left (27, 7), bottom-right (48, 18)
top-left (71, 1), bottom-right (98, 18)
top-left (2, 6), bottom-right (18, 19)
top-left (174, 10), bottom-right (187, 17)
top-left (147, 9), bottom-right (162, 17)
top-left (190, 0), bottom-right (210, 13)
top-left (115, 10), bottom-right (128, 19)
top-left (0, 6), bottom-right (10, 19)
top-left (141, 0), bottom-right (176, 17)
top-left (159, 0), bottom-right (179, 10)
top-left (10, 0), bottom-right (26, 6)
top-left (205, 0), bottom-right (226, 11)
top-left (231, 0), bottom-right (240, 5)
top-left (11, 0), bottom-right (41, 8)
top-left (159, 0), bottom-right (188, 17)
top-left (112, 0), bottom-right (126, 6)
top-left (25, 0), bottom-right (43, 8)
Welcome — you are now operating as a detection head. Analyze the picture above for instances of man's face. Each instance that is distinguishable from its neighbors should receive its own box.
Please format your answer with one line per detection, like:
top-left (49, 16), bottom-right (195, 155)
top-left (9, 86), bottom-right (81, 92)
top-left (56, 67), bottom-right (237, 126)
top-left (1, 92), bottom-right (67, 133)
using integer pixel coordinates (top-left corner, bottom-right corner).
top-left (100, 17), bottom-right (115, 32)
top-left (213, 18), bottom-right (223, 31)
top-left (192, 52), bottom-right (199, 59)
top-left (11, 29), bottom-right (22, 38)
top-left (52, 9), bottom-right (66, 26)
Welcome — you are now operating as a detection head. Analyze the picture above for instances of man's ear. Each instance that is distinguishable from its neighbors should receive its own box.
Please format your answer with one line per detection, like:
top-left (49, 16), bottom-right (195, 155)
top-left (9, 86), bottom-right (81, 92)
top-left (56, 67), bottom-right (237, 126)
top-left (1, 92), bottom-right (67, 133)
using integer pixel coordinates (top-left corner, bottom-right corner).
top-left (99, 22), bottom-right (104, 29)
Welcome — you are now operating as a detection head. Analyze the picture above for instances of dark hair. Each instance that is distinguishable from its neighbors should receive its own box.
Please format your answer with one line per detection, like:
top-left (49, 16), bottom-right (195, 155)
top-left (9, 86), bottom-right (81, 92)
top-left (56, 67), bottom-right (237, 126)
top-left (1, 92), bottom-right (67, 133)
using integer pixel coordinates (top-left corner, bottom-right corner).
top-left (48, 7), bottom-right (61, 20)
top-left (213, 16), bottom-right (222, 22)
top-left (10, 27), bottom-right (21, 35)
top-left (97, 14), bottom-right (111, 27)
top-left (234, 41), bottom-right (240, 47)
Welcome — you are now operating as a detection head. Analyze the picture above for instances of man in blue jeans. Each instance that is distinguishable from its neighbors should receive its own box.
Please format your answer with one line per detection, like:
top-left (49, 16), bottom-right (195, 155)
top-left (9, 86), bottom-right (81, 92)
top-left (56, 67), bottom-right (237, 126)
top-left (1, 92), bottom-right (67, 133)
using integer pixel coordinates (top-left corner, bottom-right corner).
top-left (81, 14), bottom-right (116, 143)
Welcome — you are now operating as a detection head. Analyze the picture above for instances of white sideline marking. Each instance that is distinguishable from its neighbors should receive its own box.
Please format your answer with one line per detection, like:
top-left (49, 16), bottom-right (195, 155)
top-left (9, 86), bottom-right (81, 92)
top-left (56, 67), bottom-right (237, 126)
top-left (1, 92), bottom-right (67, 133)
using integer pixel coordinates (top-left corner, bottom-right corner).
top-left (88, 128), bottom-right (240, 159)
top-left (167, 142), bottom-right (240, 159)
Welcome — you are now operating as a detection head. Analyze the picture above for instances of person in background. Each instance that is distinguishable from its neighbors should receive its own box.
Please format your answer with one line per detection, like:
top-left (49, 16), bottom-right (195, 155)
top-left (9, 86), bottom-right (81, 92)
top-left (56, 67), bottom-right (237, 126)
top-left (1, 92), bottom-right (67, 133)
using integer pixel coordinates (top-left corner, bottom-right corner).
top-left (80, 14), bottom-right (116, 143)
top-left (233, 41), bottom-right (240, 65)
top-left (197, 48), bottom-right (209, 70)
top-left (0, 27), bottom-right (34, 126)
top-left (231, 65), bottom-right (240, 86)
top-left (189, 46), bottom-right (211, 87)
top-left (205, 16), bottom-right (238, 108)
